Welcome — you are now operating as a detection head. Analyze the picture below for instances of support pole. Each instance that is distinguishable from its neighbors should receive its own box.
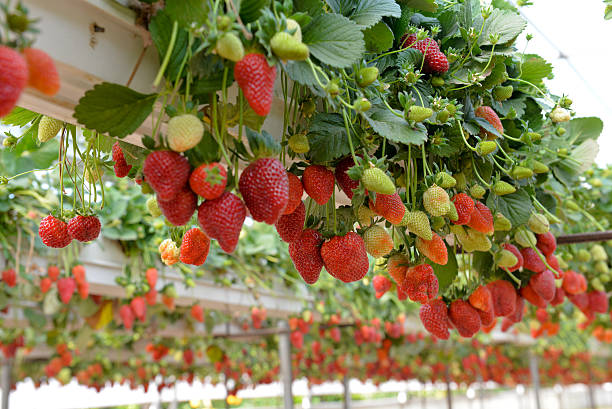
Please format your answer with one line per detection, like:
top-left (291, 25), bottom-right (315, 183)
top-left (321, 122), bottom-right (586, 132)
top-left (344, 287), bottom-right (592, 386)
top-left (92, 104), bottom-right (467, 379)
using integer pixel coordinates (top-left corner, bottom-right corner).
top-left (1, 359), bottom-right (12, 409)
top-left (556, 230), bottom-right (612, 244)
top-left (421, 382), bottom-right (426, 409)
top-left (529, 354), bottom-right (541, 409)
top-left (445, 366), bottom-right (453, 409)
top-left (278, 321), bottom-right (293, 409)
top-left (342, 375), bottom-right (352, 409)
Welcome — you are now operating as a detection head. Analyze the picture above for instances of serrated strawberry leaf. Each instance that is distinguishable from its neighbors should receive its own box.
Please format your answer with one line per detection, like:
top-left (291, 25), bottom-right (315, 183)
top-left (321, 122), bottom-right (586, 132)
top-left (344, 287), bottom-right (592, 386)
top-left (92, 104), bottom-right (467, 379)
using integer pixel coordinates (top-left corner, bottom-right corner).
top-left (74, 83), bottom-right (158, 139)
top-left (478, 9), bottom-right (526, 46)
top-left (364, 106), bottom-right (428, 145)
top-left (303, 13), bottom-right (365, 68)
top-left (306, 113), bottom-right (351, 163)
top-left (350, 0), bottom-right (400, 28)
top-left (486, 189), bottom-right (532, 226)
top-left (246, 127), bottom-right (281, 157)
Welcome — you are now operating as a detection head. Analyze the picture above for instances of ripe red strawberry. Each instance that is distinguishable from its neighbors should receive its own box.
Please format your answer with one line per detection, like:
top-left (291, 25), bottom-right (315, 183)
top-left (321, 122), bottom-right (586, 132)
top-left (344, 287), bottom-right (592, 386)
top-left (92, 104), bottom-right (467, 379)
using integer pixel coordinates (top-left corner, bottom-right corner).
top-left (520, 284), bottom-right (547, 308)
top-left (289, 229), bottom-right (324, 284)
top-left (179, 228), bottom-right (210, 266)
top-left (372, 275), bottom-right (392, 299)
top-left (400, 33), bottom-right (418, 49)
top-left (370, 192), bottom-right (406, 224)
top-left (119, 304), bottom-right (135, 329)
top-left (403, 263), bottom-right (438, 303)
top-left (189, 162), bottom-right (227, 200)
top-left (0, 46), bottom-right (28, 117)
top-left (275, 201), bottom-right (305, 243)
top-left (234, 53), bottom-right (276, 116)
top-left (239, 157), bottom-right (289, 224)
top-left (67, 215), bottom-right (101, 242)
top-left (588, 290), bottom-right (609, 313)
top-left (145, 268), bottom-right (158, 289)
top-left (143, 151), bottom-right (191, 200)
top-left (302, 165), bottom-right (334, 205)
top-left (23, 48), bottom-right (60, 96)
top-left (335, 156), bottom-right (360, 199)
top-left (39, 215), bottom-right (72, 248)
top-left (546, 254), bottom-right (562, 278)
top-left (568, 292), bottom-right (589, 313)
top-left (425, 51), bottom-right (449, 73)
top-left (145, 288), bottom-right (157, 306)
top-left (487, 280), bottom-right (517, 317)
top-left (449, 300), bottom-right (481, 338)
top-left (57, 277), bottom-right (76, 304)
top-left (388, 253), bottom-right (409, 287)
top-left (112, 142), bottom-right (132, 178)
top-left (290, 331), bottom-right (304, 349)
top-left (157, 186), bottom-right (197, 226)
top-left (507, 296), bottom-right (525, 323)
top-left (130, 297), bottom-right (146, 322)
top-left (467, 201), bottom-right (494, 234)
top-left (451, 193), bottom-right (474, 225)
top-left (419, 299), bottom-right (450, 340)
top-left (183, 349), bottom-right (194, 366)
top-left (521, 248), bottom-right (546, 273)
top-left (529, 270), bottom-right (555, 302)
top-left (469, 285), bottom-right (494, 313)
top-left (2, 269), bottom-right (16, 287)
top-left (40, 277), bottom-right (52, 293)
top-left (477, 307), bottom-right (495, 327)
top-left (71, 265), bottom-right (86, 285)
top-left (321, 232), bottom-right (369, 283)
top-left (536, 232), bottom-right (556, 256)
top-left (502, 243), bottom-right (523, 272)
top-left (562, 270), bottom-right (587, 295)
top-left (550, 286), bottom-right (565, 306)
top-left (191, 304), bottom-right (204, 322)
top-left (475, 106), bottom-right (503, 138)
top-left (284, 172), bottom-right (303, 215)
top-left (78, 281), bottom-right (89, 299)
top-left (415, 231), bottom-right (448, 265)
top-left (48, 265), bottom-right (60, 282)
top-left (197, 191), bottom-right (246, 253)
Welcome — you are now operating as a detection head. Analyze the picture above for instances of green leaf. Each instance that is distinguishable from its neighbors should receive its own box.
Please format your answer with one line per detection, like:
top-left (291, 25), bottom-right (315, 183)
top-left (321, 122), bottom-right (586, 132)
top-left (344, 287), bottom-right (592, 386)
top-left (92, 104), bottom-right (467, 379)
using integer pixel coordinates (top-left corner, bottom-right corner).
top-left (239, 0), bottom-right (270, 23)
top-left (364, 106), bottom-right (428, 145)
top-left (326, 0), bottom-right (353, 14)
top-left (149, 10), bottom-right (190, 81)
top-left (164, 0), bottom-right (208, 28)
top-left (396, 48), bottom-right (423, 67)
top-left (1, 107), bottom-right (39, 126)
top-left (478, 9), bottom-right (526, 45)
top-left (74, 83), bottom-right (158, 138)
top-left (118, 140), bottom-right (149, 169)
top-left (294, 0), bottom-right (325, 17)
top-left (492, 0), bottom-right (517, 11)
top-left (350, 0), bottom-right (400, 28)
top-left (472, 251), bottom-right (493, 276)
top-left (303, 13), bottom-right (365, 68)
top-left (24, 307), bottom-right (46, 327)
top-left (490, 189), bottom-right (533, 226)
top-left (284, 61), bottom-right (321, 90)
top-left (561, 117), bottom-right (604, 145)
top-left (428, 244), bottom-right (457, 291)
top-left (246, 128), bottom-right (281, 157)
top-left (519, 54), bottom-right (553, 86)
top-left (306, 113), bottom-right (351, 163)
top-left (363, 21), bottom-right (394, 53)
top-left (496, 96), bottom-right (526, 117)
top-left (398, 0), bottom-right (437, 13)
top-left (565, 139), bottom-right (599, 174)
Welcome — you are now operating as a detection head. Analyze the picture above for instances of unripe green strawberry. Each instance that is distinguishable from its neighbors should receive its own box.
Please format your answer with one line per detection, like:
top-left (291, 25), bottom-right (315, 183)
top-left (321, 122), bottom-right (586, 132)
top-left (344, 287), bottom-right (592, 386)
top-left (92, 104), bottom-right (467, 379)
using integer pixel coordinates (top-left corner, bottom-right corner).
top-left (363, 225), bottom-right (393, 258)
top-left (271, 32), bottom-right (309, 61)
top-left (493, 213), bottom-right (512, 231)
top-left (362, 167), bottom-right (395, 195)
top-left (286, 19), bottom-right (302, 42)
top-left (470, 185), bottom-right (486, 199)
top-left (447, 202), bottom-right (458, 221)
top-left (592, 277), bottom-right (605, 292)
top-left (356, 67), bottom-right (379, 87)
top-left (493, 181), bottom-right (516, 196)
top-left (446, 104), bottom-right (456, 116)
top-left (431, 76), bottom-right (445, 87)
top-left (147, 197), bottom-right (162, 217)
top-left (167, 114), bottom-right (204, 152)
top-left (591, 244), bottom-right (608, 261)
top-left (497, 249), bottom-right (518, 268)
top-left (532, 160), bottom-right (549, 174)
top-left (450, 225), bottom-right (491, 252)
top-left (326, 81), bottom-right (340, 97)
top-left (493, 85), bottom-right (513, 101)
top-left (476, 141), bottom-right (497, 156)
top-left (528, 213), bottom-right (549, 234)
top-left (353, 97), bottom-right (371, 112)
top-left (595, 260), bottom-right (609, 274)
top-left (522, 132), bottom-right (542, 143)
top-left (431, 216), bottom-right (445, 230)
top-left (436, 109), bottom-right (449, 123)
top-left (402, 210), bottom-right (432, 240)
top-left (577, 249), bottom-right (591, 262)
top-left (436, 171), bottom-right (456, 188)
top-left (454, 172), bottom-right (467, 190)
top-left (514, 229), bottom-right (536, 248)
top-left (550, 107), bottom-right (570, 123)
top-left (408, 106), bottom-right (433, 122)
top-left (216, 32), bottom-right (245, 62)
top-left (423, 185), bottom-right (450, 217)
top-left (357, 205), bottom-right (377, 226)
top-left (511, 166), bottom-right (533, 180)
top-left (38, 116), bottom-right (63, 143)
top-left (288, 133), bottom-right (309, 153)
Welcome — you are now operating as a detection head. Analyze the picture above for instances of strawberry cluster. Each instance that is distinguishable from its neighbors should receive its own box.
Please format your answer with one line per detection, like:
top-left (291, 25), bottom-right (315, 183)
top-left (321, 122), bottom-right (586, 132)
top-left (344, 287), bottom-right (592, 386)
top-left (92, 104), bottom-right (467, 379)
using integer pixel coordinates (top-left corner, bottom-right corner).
top-left (38, 213), bottom-right (101, 248)
top-left (400, 34), bottom-right (449, 74)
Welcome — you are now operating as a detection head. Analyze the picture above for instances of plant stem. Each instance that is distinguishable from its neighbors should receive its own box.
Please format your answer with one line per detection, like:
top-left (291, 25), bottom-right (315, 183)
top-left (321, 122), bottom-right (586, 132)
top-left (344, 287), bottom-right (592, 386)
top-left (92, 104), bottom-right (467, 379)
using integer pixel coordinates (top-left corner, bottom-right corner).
top-left (153, 21), bottom-right (178, 87)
